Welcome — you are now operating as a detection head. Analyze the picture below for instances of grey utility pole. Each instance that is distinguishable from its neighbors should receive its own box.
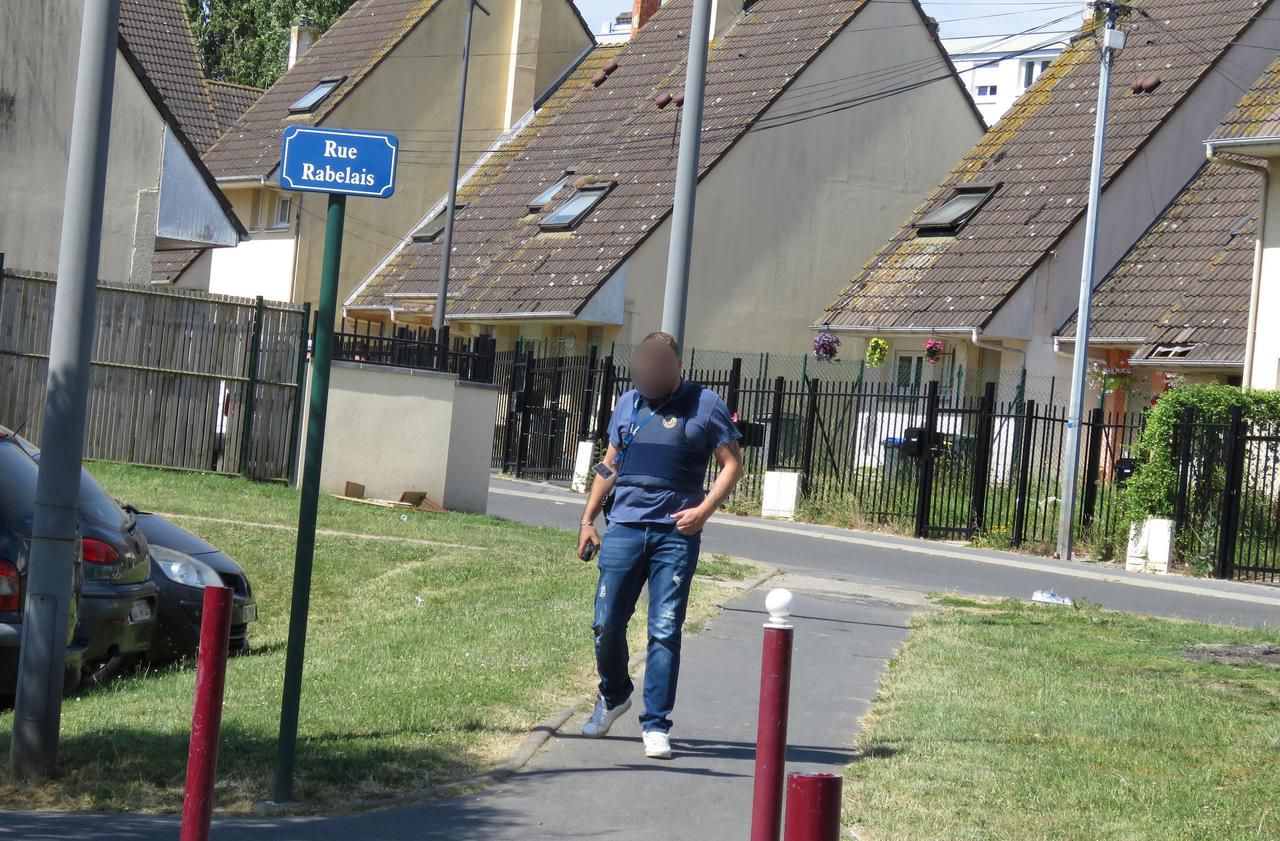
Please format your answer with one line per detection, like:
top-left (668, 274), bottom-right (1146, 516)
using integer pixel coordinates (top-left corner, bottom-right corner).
top-left (1057, 2), bottom-right (1124, 561)
top-left (11, 0), bottom-right (120, 778)
top-left (434, 0), bottom-right (490, 331)
top-left (660, 0), bottom-right (715, 349)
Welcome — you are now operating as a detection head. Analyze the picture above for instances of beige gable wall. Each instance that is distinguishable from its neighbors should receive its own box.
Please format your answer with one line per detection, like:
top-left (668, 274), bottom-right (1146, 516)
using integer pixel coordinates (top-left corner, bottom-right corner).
top-left (289, 0), bottom-right (592, 307)
top-left (606, 0), bottom-right (984, 354)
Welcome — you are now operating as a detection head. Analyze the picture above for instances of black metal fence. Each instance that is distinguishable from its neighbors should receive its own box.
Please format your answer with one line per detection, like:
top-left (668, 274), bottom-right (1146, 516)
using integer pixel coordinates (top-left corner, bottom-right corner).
top-left (1169, 408), bottom-right (1280, 583)
top-left (491, 350), bottom-right (1142, 544)
top-left (332, 317), bottom-right (496, 383)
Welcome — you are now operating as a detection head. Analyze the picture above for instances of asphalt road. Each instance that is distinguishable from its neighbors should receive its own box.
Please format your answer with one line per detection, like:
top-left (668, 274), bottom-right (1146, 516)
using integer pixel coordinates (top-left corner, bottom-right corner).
top-left (488, 477), bottom-right (1280, 628)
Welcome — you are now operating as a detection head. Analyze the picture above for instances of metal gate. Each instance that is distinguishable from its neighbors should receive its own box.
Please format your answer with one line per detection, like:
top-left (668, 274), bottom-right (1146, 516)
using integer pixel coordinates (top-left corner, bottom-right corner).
top-left (494, 348), bottom-right (605, 480)
top-left (915, 382), bottom-right (997, 540)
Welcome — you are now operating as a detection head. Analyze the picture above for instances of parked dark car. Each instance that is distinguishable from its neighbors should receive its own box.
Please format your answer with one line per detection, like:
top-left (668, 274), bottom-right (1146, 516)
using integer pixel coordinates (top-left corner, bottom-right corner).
top-left (0, 431), bottom-right (88, 698)
top-left (129, 511), bottom-right (257, 661)
top-left (12, 433), bottom-right (159, 682)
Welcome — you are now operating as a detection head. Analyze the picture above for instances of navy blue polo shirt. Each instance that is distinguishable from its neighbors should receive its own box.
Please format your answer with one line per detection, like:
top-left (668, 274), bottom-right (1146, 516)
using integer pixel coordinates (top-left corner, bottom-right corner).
top-left (607, 380), bottom-right (740, 525)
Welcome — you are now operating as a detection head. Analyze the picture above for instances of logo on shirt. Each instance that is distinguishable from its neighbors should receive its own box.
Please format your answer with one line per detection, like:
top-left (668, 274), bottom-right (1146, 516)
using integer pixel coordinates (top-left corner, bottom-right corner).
top-left (663, 415), bottom-right (678, 429)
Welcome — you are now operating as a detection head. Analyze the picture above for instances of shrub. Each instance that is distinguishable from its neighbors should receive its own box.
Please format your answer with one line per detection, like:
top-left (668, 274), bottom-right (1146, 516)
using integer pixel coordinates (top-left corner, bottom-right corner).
top-left (1121, 384), bottom-right (1280, 525)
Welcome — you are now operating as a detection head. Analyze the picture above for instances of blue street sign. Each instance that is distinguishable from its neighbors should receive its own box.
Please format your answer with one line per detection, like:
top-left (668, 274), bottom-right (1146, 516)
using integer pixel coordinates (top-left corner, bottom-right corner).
top-left (279, 126), bottom-right (399, 198)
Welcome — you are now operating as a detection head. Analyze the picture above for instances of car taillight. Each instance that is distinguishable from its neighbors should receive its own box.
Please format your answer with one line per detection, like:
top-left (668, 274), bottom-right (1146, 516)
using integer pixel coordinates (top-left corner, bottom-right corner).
top-left (0, 559), bottom-right (18, 612)
top-left (81, 538), bottom-right (120, 565)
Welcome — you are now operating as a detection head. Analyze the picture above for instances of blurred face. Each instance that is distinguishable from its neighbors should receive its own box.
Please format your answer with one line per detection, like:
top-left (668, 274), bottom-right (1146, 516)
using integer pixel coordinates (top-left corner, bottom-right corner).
top-left (633, 341), bottom-right (682, 400)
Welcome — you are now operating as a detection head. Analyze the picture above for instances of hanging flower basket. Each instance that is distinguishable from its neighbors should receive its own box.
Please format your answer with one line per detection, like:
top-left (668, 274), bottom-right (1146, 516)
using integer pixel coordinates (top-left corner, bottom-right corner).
top-left (812, 331), bottom-right (841, 363)
top-left (865, 337), bottom-right (888, 368)
top-left (923, 338), bottom-right (944, 364)
top-left (1086, 361), bottom-right (1134, 391)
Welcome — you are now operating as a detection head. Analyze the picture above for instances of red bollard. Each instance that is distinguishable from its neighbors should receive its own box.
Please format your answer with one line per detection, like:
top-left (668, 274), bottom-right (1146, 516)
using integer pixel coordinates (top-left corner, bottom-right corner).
top-left (784, 772), bottom-right (843, 841)
top-left (180, 585), bottom-right (234, 841)
top-left (750, 588), bottom-right (795, 841)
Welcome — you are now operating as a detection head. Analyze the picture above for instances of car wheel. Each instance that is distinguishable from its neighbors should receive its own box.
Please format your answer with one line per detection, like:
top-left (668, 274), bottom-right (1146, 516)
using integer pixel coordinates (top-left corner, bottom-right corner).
top-left (231, 637), bottom-right (250, 657)
top-left (62, 665), bottom-right (82, 696)
top-left (83, 654), bottom-right (137, 687)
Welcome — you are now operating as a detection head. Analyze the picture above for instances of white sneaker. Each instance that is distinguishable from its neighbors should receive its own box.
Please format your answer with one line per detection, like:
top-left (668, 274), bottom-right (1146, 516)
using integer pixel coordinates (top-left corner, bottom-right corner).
top-left (581, 695), bottom-right (631, 738)
top-left (643, 730), bottom-right (672, 760)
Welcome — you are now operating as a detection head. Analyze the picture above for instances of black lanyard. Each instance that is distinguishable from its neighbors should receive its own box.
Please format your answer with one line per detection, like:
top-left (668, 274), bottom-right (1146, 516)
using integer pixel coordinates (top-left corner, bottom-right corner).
top-left (616, 385), bottom-right (680, 470)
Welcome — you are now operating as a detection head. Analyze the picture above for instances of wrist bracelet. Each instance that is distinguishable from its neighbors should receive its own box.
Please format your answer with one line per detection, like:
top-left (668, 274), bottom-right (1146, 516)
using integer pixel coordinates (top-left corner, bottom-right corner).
top-left (580, 519), bottom-right (594, 526)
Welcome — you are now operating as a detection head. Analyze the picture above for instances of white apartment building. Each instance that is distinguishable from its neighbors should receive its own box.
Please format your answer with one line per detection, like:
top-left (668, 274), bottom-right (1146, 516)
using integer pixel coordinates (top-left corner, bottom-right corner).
top-left (943, 31), bottom-right (1072, 125)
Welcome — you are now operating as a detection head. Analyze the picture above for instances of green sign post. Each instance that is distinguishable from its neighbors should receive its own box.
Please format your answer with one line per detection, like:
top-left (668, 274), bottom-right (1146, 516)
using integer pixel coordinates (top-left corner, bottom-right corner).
top-left (273, 127), bottom-right (398, 803)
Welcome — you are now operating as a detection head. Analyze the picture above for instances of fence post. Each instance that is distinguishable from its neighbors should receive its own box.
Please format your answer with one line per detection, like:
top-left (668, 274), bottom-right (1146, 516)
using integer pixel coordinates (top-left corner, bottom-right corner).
top-left (969, 382), bottom-right (997, 535)
top-left (238, 296), bottom-right (265, 477)
top-left (578, 345), bottom-right (599, 439)
top-left (799, 378), bottom-right (820, 496)
top-left (436, 325), bottom-right (451, 374)
top-left (595, 355), bottom-right (616, 441)
top-left (1011, 399), bottom-right (1037, 547)
top-left (286, 301), bottom-right (311, 484)
top-left (1172, 406), bottom-right (1195, 536)
top-left (913, 380), bottom-right (940, 539)
top-left (766, 375), bottom-right (785, 470)
top-left (1215, 406), bottom-right (1247, 580)
top-left (1080, 407), bottom-right (1105, 532)
top-left (727, 357), bottom-right (743, 416)
top-left (514, 350), bottom-right (536, 477)
top-left (500, 350), bottom-right (522, 470)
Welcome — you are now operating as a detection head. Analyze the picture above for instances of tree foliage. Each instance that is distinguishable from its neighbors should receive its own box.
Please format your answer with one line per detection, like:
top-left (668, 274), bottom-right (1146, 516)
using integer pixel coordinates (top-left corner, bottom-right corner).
top-left (1121, 384), bottom-right (1280, 522)
top-left (184, 1), bottom-right (356, 89)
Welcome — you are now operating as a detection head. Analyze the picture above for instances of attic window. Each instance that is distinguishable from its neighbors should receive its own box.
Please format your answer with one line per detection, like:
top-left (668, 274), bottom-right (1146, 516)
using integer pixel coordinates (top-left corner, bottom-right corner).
top-left (412, 204), bottom-right (467, 242)
top-left (913, 186), bottom-right (997, 236)
top-left (540, 185), bottom-right (612, 232)
top-left (1150, 344), bottom-right (1195, 359)
top-left (289, 77), bottom-right (345, 113)
top-left (529, 172), bottom-right (575, 212)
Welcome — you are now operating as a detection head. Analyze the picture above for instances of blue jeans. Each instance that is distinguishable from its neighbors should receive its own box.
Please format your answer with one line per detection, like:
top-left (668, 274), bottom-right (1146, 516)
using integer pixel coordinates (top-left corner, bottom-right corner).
top-left (593, 521), bottom-right (700, 733)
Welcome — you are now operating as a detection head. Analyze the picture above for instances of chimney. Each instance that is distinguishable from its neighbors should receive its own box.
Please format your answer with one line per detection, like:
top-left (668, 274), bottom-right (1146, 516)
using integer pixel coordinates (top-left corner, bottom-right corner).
top-left (632, 0), bottom-right (660, 33)
top-left (709, 0), bottom-right (743, 40)
top-left (288, 22), bottom-right (320, 69)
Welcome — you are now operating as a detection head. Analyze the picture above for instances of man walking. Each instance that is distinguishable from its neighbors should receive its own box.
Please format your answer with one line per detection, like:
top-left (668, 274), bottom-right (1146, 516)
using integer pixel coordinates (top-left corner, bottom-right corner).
top-left (577, 332), bottom-right (743, 759)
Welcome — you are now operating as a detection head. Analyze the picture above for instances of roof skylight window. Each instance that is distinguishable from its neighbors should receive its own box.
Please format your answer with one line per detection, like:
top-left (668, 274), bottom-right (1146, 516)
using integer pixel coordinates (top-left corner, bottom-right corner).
top-left (412, 204), bottom-right (467, 242)
top-left (540, 185), bottom-right (611, 232)
top-left (289, 77), bottom-right (345, 114)
top-left (529, 172), bottom-right (575, 212)
top-left (913, 185), bottom-right (997, 236)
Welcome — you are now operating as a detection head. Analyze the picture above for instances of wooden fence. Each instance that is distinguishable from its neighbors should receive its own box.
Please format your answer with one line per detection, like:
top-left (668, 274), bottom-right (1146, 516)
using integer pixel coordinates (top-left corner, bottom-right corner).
top-left (0, 270), bottom-right (308, 480)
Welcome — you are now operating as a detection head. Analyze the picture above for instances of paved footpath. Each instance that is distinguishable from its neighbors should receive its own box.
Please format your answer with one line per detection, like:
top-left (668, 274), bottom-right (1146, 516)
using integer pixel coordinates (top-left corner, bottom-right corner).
top-left (2, 579), bottom-right (913, 841)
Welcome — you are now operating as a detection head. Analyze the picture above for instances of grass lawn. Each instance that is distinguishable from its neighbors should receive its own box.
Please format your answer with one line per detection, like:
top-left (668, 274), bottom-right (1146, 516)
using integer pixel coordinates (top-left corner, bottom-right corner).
top-left (0, 464), bottom-right (759, 813)
top-left (845, 598), bottom-right (1280, 841)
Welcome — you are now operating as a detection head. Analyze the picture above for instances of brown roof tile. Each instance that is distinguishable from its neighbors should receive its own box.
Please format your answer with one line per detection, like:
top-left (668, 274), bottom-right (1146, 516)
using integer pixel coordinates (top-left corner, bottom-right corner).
top-left (348, 0), bottom-right (876, 316)
top-left (820, 0), bottom-right (1274, 333)
top-left (118, 0), bottom-right (221, 153)
top-left (207, 81), bottom-right (263, 135)
top-left (1209, 54), bottom-right (1280, 142)
top-left (203, 0), bottom-right (445, 181)
top-left (1058, 161), bottom-right (1259, 365)
top-left (151, 249), bottom-right (205, 283)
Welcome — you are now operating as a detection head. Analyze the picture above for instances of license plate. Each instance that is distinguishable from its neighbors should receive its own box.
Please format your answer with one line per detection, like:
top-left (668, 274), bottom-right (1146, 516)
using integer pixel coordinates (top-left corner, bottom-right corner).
top-left (239, 603), bottom-right (258, 623)
top-left (129, 600), bottom-right (153, 623)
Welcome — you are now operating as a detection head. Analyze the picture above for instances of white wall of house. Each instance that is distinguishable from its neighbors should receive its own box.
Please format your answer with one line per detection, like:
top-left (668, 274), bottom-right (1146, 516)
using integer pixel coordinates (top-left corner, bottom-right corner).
top-left (943, 32), bottom-right (1070, 125)
top-left (1252, 173), bottom-right (1280, 389)
top-left (605, 0), bottom-right (984, 355)
top-left (208, 234), bottom-right (296, 303)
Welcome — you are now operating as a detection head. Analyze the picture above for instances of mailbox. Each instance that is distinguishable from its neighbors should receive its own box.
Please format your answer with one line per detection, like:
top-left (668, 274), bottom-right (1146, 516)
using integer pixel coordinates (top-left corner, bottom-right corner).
top-left (900, 427), bottom-right (927, 458)
top-left (1114, 457), bottom-right (1137, 486)
top-left (737, 420), bottom-right (766, 448)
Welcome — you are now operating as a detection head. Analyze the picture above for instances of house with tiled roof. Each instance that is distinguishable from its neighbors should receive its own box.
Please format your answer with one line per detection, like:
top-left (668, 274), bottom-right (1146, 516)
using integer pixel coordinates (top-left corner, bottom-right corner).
top-left (0, 0), bottom-right (244, 284)
top-left (817, 0), bottom-right (1280, 403)
top-left (1204, 55), bottom-right (1280, 389)
top-left (198, 0), bottom-right (595, 305)
top-left (1054, 161), bottom-right (1259, 405)
top-left (343, 0), bottom-right (986, 354)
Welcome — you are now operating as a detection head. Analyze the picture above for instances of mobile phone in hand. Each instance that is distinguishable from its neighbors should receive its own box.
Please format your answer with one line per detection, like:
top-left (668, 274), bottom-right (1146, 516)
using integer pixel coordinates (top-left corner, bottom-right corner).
top-left (579, 539), bottom-right (598, 562)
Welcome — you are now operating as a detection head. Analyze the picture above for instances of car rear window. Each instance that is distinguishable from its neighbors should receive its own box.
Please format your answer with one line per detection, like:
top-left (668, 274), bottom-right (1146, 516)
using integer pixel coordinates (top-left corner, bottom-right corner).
top-left (26, 452), bottom-right (130, 532)
top-left (0, 440), bottom-right (40, 533)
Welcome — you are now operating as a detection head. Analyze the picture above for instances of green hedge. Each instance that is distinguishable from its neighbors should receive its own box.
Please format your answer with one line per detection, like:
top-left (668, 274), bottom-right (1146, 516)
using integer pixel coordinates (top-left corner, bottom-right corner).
top-left (1122, 384), bottom-right (1280, 524)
